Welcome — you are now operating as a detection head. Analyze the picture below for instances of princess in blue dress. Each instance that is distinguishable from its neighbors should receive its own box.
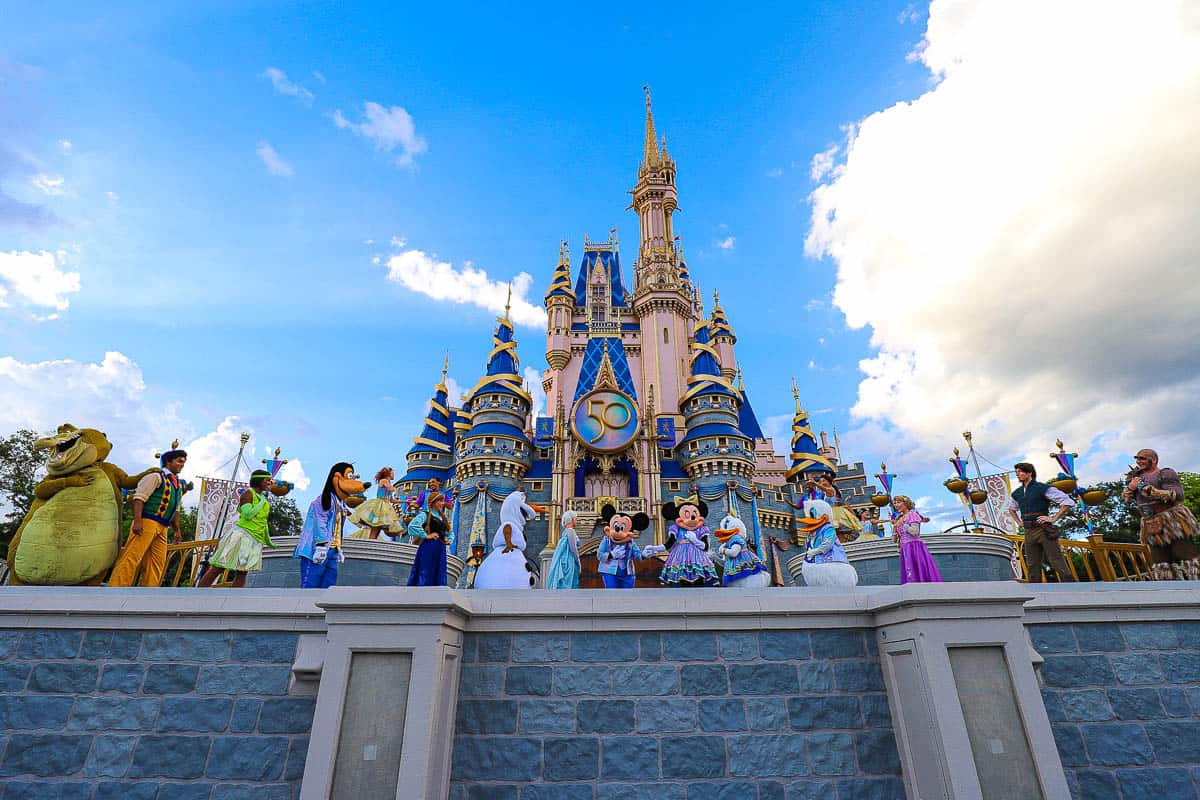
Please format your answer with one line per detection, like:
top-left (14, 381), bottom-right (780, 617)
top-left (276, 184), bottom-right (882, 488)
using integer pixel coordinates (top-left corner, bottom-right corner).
top-left (544, 510), bottom-right (581, 589)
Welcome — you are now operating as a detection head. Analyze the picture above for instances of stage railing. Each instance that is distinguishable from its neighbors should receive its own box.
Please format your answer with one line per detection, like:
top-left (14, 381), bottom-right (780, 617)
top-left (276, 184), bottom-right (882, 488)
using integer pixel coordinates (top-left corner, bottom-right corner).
top-left (1001, 532), bottom-right (1152, 582)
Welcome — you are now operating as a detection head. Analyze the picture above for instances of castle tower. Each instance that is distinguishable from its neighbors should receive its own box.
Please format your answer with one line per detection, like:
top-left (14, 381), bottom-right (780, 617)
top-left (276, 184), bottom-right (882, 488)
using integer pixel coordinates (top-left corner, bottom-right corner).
top-left (676, 318), bottom-right (755, 508)
top-left (709, 291), bottom-right (737, 383)
top-left (398, 355), bottom-right (457, 493)
top-left (454, 296), bottom-right (534, 488)
top-left (630, 88), bottom-right (696, 413)
top-left (785, 378), bottom-right (836, 485)
top-left (543, 241), bottom-right (575, 420)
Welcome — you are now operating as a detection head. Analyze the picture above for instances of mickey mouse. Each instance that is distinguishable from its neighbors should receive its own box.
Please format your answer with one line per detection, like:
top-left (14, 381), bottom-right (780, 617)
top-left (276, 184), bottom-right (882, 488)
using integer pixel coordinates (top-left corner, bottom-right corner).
top-left (659, 496), bottom-right (719, 587)
top-left (596, 504), bottom-right (664, 589)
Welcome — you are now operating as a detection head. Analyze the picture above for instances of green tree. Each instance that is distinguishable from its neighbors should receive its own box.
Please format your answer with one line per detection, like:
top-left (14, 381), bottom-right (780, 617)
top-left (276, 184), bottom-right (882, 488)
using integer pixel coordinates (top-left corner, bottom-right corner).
top-left (268, 495), bottom-right (303, 541)
top-left (1061, 473), bottom-right (1200, 544)
top-left (0, 429), bottom-right (47, 560)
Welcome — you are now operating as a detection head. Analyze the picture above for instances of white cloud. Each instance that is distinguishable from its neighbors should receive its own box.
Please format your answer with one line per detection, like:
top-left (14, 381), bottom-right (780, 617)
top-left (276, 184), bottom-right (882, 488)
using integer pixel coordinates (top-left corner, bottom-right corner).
top-left (31, 174), bottom-right (65, 195)
top-left (382, 248), bottom-right (548, 328)
top-left (444, 375), bottom-right (467, 406)
top-left (389, 235), bottom-right (407, 249)
top-left (524, 366), bottom-right (546, 420)
top-left (715, 236), bottom-right (736, 251)
top-left (804, 298), bottom-right (824, 311)
top-left (0, 249), bottom-right (81, 311)
top-left (58, 140), bottom-right (72, 153)
top-left (809, 144), bottom-right (838, 182)
top-left (182, 418), bottom-right (311, 496)
top-left (261, 67), bottom-right (314, 104)
top-left (256, 141), bottom-right (294, 177)
top-left (311, 70), bottom-right (326, 84)
top-left (333, 102), bottom-right (427, 167)
top-left (898, 4), bottom-right (921, 24)
top-left (806, 0), bottom-right (1200, 482)
top-left (0, 352), bottom-right (184, 472)
top-left (766, 167), bottom-right (784, 178)
top-left (105, 191), bottom-right (119, 204)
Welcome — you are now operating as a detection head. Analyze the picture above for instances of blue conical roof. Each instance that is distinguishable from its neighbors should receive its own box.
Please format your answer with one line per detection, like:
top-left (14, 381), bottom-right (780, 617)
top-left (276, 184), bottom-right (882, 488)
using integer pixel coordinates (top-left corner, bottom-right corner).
top-left (680, 321), bottom-right (737, 404)
top-left (786, 392), bottom-right (835, 480)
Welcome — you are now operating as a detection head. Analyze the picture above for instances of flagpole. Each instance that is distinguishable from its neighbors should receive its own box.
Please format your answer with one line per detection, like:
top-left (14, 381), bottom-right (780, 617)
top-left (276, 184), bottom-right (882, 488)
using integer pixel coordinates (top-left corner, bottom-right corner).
top-left (196, 432), bottom-right (251, 584)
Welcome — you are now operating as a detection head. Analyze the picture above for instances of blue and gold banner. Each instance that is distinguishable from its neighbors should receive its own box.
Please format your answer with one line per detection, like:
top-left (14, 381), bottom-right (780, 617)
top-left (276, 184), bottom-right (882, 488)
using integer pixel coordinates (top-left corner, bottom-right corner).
top-left (534, 417), bottom-right (554, 448)
top-left (656, 416), bottom-right (676, 447)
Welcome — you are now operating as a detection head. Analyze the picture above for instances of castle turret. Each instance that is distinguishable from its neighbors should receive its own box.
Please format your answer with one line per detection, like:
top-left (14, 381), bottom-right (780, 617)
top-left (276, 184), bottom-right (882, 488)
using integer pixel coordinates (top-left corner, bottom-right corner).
top-left (454, 295), bottom-right (534, 486)
top-left (630, 88), bottom-right (696, 412)
top-left (785, 378), bottom-right (836, 484)
top-left (543, 241), bottom-right (576, 421)
top-left (399, 355), bottom-right (457, 491)
top-left (709, 290), bottom-right (737, 383)
top-left (676, 319), bottom-right (754, 490)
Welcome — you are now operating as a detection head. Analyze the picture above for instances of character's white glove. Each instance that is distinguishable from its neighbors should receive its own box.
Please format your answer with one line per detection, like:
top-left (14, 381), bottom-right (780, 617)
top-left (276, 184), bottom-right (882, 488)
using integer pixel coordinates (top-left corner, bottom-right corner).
top-left (641, 545), bottom-right (666, 557)
top-left (683, 532), bottom-right (704, 548)
top-left (312, 545), bottom-right (329, 564)
top-left (804, 548), bottom-right (818, 560)
top-left (722, 544), bottom-right (742, 559)
top-left (610, 544), bottom-right (628, 560)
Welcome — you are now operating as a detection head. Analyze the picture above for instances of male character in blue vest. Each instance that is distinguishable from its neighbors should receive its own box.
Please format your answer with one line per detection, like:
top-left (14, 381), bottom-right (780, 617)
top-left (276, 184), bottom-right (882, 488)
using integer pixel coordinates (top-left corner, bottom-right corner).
top-left (1007, 462), bottom-right (1075, 582)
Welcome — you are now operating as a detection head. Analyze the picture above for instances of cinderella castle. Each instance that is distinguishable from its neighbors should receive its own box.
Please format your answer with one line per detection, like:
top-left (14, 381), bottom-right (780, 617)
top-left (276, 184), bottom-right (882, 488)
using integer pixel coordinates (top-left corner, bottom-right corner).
top-left (395, 92), bottom-right (876, 580)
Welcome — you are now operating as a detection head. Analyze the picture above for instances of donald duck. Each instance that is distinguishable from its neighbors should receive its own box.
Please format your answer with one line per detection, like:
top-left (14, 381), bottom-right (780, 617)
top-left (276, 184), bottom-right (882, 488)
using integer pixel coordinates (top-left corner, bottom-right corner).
top-left (797, 494), bottom-right (859, 587)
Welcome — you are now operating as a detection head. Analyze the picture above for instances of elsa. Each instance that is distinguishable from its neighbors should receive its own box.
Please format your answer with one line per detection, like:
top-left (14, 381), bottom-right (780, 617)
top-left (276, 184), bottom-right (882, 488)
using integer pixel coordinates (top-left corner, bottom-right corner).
top-left (544, 510), bottom-right (580, 589)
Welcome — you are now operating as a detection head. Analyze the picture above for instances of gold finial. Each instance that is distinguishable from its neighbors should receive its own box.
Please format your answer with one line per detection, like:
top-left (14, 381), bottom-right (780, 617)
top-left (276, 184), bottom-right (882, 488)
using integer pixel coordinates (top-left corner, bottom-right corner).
top-left (736, 368), bottom-right (745, 391)
top-left (442, 349), bottom-right (450, 382)
top-left (953, 447), bottom-right (960, 458)
top-left (791, 377), bottom-right (801, 412)
top-left (239, 432), bottom-right (251, 446)
top-left (1055, 438), bottom-right (1065, 453)
top-left (558, 240), bottom-right (568, 265)
top-left (274, 447), bottom-right (282, 459)
top-left (880, 462), bottom-right (887, 472)
top-left (504, 283), bottom-right (512, 320)
top-left (713, 289), bottom-right (721, 308)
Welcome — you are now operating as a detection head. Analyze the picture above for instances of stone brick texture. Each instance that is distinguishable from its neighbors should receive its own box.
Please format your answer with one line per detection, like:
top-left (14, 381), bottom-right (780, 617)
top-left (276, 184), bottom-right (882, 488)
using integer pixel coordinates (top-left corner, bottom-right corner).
top-left (450, 629), bottom-right (902, 798)
top-left (0, 628), bottom-right (312, 800)
top-left (1034, 621), bottom-right (1200, 800)
top-left (851, 551), bottom-right (1014, 586)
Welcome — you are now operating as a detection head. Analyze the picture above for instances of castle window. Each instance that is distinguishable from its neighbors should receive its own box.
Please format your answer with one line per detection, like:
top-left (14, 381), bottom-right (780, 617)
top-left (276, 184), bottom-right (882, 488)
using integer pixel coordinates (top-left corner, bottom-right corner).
top-left (667, 481), bottom-right (681, 491)
top-left (515, 442), bottom-right (524, 451)
top-left (689, 441), bottom-right (698, 452)
top-left (660, 448), bottom-right (673, 459)
top-left (663, 327), bottom-right (669, 344)
top-left (538, 448), bottom-right (550, 459)
top-left (530, 481), bottom-right (544, 491)
top-left (718, 437), bottom-right (728, 447)
top-left (484, 437), bottom-right (494, 446)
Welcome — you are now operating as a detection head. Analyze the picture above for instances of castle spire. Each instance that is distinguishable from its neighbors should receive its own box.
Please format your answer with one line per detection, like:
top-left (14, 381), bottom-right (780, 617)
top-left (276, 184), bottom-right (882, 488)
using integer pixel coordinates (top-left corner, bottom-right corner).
top-left (643, 85), bottom-right (659, 168)
top-left (786, 378), bottom-right (835, 482)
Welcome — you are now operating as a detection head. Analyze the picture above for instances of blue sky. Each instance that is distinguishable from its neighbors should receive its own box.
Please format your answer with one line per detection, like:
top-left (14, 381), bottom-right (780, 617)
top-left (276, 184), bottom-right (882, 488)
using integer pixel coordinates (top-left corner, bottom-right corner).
top-left (4, 1), bottom-right (1196, 528)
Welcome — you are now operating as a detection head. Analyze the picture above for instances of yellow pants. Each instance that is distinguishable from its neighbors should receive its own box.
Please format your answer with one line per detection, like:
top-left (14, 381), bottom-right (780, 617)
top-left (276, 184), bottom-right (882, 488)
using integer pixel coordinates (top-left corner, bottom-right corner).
top-left (109, 518), bottom-right (169, 587)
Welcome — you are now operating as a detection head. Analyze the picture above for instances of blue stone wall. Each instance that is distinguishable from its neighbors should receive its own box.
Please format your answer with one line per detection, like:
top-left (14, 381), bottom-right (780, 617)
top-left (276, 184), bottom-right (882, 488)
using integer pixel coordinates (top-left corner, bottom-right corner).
top-left (450, 629), bottom-right (902, 799)
top-left (1032, 621), bottom-right (1200, 800)
top-left (851, 550), bottom-right (1014, 585)
top-left (248, 555), bottom-right (412, 588)
top-left (0, 628), bottom-right (313, 799)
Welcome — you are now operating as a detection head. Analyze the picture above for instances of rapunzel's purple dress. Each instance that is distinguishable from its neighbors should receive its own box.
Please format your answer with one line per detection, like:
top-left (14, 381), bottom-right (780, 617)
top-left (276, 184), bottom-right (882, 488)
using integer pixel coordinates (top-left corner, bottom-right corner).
top-left (896, 510), bottom-right (943, 584)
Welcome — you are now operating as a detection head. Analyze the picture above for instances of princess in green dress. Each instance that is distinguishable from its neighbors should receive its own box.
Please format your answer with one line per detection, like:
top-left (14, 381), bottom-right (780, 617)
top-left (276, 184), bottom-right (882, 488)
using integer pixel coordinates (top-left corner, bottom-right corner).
top-left (198, 469), bottom-right (276, 588)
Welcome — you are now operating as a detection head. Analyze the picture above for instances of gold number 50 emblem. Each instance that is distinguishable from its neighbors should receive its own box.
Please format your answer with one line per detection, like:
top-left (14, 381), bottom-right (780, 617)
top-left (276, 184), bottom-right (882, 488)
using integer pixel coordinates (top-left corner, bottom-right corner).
top-left (572, 390), bottom-right (639, 453)
top-left (586, 398), bottom-right (632, 443)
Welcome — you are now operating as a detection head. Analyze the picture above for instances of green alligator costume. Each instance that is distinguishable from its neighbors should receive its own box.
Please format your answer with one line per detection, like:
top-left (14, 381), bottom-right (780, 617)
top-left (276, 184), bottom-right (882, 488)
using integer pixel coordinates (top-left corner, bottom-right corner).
top-left (7, 425), bottom-right (156, 585)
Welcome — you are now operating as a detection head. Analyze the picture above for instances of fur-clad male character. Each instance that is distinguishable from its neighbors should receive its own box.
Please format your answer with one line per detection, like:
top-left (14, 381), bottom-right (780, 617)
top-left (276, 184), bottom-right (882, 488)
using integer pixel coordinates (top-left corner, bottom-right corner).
top-left (1124, 448), bottom-right (1200, 580)
top-left (596, 504), bottom-right (664, 589)
top-left (295, 463), bottom-right (370, 589)
top-left (473, 488), bottom-right (546, 589)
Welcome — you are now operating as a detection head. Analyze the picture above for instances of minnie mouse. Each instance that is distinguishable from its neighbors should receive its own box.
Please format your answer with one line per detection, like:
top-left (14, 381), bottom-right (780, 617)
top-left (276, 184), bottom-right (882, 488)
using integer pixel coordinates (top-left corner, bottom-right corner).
top-left (596, 504), bottom-right (664, 589)
top-left (659, 496), bottom-right (719, 587)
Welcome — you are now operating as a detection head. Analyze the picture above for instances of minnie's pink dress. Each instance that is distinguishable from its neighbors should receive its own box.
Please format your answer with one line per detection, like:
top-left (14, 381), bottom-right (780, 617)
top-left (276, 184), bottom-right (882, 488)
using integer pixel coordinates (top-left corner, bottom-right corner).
top-left (896, 510), bottom-right (944, 584)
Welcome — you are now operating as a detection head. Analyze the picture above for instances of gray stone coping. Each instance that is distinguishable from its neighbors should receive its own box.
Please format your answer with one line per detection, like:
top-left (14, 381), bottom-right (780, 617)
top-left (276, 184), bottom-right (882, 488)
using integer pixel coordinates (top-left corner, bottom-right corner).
top-left (311, 581), bottom-right (1041, 632)
top-left (844, 532), bottom-right (1015, 561)
top-left (0, 587), bottom-right (328, 631)
top-left (1023, 581), bottom-right (1200, 624)
top-left (263, 535), bottom-right (466, 584)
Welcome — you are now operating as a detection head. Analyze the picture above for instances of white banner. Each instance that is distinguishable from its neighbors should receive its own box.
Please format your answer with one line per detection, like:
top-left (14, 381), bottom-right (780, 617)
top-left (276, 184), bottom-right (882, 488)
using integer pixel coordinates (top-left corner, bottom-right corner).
top-left (197, 478), bottom-right (248, 541)
top-left (967, 473), bottom-right (1018, 534)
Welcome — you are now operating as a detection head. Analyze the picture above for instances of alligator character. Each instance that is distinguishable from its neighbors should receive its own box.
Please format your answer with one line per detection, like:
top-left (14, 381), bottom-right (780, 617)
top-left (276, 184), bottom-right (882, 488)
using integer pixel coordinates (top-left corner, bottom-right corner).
top-left (7, 425), bottom-right (156, 585)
